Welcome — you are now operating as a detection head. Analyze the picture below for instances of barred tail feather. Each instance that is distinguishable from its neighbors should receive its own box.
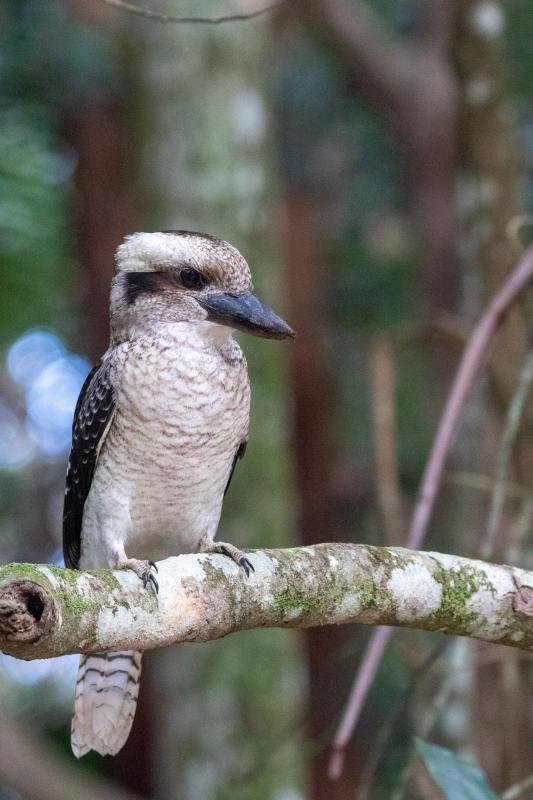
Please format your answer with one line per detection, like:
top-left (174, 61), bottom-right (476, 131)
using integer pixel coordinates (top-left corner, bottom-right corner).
top-left (71, 650), bottom-right (142, 758)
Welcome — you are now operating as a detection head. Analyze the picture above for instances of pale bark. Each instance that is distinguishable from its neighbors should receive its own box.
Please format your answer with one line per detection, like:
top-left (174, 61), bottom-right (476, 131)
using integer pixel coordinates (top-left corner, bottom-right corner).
top-left (2, 544), bottom-right (533, 660)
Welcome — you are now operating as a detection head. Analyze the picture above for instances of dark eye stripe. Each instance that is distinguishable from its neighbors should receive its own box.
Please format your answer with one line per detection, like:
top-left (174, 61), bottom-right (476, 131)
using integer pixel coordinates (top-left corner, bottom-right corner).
top-left (123, 270), bottom-right (204, 305)
top-left (124, 272), bottom-right (163, 305)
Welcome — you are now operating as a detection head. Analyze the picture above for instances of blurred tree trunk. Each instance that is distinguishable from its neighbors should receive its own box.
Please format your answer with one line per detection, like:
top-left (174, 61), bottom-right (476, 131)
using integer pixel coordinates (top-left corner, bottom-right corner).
top-left (456, 1), bottom-right (529, 415)
top-left (455, 0), bottom-right (532, 790)
top-left (295, 0), bottom-right (463, 558)
top-left (64, 105), bottom-right (134, 362)
top-left (284, 4), bottom-right (460, 797)
top-left (297, 0), bottom-right (459, 320)
top-left (283, 192), bottom-right (366, 800)
top-left (275, 13), bottom-right (376, 799)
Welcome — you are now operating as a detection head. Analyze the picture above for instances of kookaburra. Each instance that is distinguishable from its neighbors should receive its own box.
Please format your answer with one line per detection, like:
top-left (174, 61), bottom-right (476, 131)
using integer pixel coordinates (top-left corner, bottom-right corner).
top-left (63, 230), bottom-right (294, 757)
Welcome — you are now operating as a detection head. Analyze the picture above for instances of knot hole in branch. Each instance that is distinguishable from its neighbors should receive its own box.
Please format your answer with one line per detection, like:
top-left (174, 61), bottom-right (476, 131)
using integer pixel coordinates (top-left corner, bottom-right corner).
top-left (0, 580), bottom-right (54, 643)
top-left (25, 590), bottom-right (44, 622)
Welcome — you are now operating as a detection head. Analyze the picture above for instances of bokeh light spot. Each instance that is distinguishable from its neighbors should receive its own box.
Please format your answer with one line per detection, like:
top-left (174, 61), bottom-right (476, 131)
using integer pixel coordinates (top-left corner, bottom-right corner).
top-left (7, 330), bottom-right (66, 389)
top-left (0, 400), bottom-right (35, 469)
top-left (26, 354), bottom-right (90, 456)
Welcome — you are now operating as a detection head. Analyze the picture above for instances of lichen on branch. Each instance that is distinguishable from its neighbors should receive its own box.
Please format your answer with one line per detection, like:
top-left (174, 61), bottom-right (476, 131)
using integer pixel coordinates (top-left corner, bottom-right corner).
top-left (1, 544), bottom-right (533, 660)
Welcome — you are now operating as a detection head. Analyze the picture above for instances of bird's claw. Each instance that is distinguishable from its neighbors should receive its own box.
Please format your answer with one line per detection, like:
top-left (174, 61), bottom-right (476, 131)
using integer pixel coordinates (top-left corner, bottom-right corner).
top-left (239, 556), bottom-right (255, 579)
top-left (220, 547), bottom-right (254, 578)
top-left (142, 567), bottom-right (159, 594)
top-left (121, 558), bottom-right (159, 594)
top-left (199, 537), bottom-right (254, 579)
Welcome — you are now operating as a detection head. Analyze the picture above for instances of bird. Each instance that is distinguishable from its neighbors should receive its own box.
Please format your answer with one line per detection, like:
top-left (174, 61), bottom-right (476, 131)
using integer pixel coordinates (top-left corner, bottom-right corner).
top-left (63, 230), bottom-right (294, 757)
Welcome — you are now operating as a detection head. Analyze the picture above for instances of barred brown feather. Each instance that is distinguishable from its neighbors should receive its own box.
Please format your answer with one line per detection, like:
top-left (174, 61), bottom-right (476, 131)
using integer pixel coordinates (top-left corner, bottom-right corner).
top-left (71, 651), bottom-right (142, 758)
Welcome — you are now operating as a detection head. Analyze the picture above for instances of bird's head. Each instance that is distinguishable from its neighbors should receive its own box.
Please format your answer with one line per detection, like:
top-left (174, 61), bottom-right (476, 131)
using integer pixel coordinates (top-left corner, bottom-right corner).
top-left (110, 231), bottom-right (295, 344)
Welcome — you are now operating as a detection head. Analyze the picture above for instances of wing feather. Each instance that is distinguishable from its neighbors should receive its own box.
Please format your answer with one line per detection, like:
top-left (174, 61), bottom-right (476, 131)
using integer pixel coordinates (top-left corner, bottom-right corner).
top-left (224, 440), bottom-right (247, 496)
top-left (63, 359), bottom-right (115, 570)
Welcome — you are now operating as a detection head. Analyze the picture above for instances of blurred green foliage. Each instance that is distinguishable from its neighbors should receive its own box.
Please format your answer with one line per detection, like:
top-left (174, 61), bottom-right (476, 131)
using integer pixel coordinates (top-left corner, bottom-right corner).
top-left (0, 0), bottom-right (126, 349)
top-left (0, 1), bottom-right (72, 348)
top-left (0, 112), bottom-right (72, 345)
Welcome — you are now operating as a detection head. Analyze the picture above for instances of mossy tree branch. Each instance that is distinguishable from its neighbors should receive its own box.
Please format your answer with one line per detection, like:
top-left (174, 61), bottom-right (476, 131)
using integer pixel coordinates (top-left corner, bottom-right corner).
top-left (1, 544), bottom-right (533, 660)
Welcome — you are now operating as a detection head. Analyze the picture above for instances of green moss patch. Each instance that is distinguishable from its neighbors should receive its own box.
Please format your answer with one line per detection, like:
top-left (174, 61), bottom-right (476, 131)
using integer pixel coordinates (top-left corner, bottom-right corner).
top-left (428, 560), bottom-right (495, 631)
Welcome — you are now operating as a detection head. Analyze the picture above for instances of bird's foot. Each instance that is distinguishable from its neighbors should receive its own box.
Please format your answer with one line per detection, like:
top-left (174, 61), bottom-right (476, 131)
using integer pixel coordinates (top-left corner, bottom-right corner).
top-left (199, 536), bottom-right (254, 578)
top-left (121, 558), bottom-right (159, 594)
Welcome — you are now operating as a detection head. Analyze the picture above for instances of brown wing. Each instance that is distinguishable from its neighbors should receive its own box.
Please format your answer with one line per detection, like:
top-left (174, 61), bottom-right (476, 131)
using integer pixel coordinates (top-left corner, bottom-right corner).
top-left (62, 359), bottom-right (115, 569)
top-left (224, 440), bottom-right (247, 496)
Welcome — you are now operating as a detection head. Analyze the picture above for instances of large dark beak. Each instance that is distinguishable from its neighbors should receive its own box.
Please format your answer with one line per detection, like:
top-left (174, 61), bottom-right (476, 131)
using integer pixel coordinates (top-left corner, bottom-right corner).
top-left (197, 290), bottom-right (295, 340)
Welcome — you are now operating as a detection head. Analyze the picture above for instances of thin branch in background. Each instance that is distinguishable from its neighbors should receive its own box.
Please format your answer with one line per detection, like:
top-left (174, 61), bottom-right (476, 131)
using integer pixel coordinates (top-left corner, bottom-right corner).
top-left (0, 704), bottom-right (141, 800)
top-left (295, 0), bottom-right (410, 110)
top-left (358, 640), bottom-right (448, 800)
top-left (328, 626), bottom-right (392, 780)
top-left (425, 313), bottom-right (472, 345)
top-left (390, 643), bottom-right (463, 800)
top-left (444, 469), bottom-right (533, 501)
top-left (408, 247), bottom-right (533, 551)
top-left (358, 352), bottom-right (533, 788)
top-left (391, 646), bottom-right (533, 800)
top-left (481, 350), bottom-right (533, 559)
top-left (388, 639), bottom-right (526, 800)
top-left (393, 313), bottom-right (471, 349)
top-left (99, 0), bottom-right (285, 24)
top-left (329, 246), bottom-right (533, 779)
top-left (369, 333), bottom-right (406, 545)
top-left (416, 0), bottom-right (456, 59)
top-left (506, 496), bottom-right (533, 564)
top-left (506, 214), bottom-right (533, 248)
top-left (502, 772), bottom-right (533, 800)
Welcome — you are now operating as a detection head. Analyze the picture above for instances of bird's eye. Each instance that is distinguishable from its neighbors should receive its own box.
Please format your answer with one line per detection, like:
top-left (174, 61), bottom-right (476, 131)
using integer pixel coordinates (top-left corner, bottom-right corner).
top-left (180, 267), bottom-right (204, 290)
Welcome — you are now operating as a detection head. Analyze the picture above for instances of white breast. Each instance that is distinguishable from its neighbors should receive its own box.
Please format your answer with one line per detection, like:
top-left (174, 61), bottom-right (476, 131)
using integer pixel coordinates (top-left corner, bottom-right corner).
top-left (80, 324), bottom-right (250, 566)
